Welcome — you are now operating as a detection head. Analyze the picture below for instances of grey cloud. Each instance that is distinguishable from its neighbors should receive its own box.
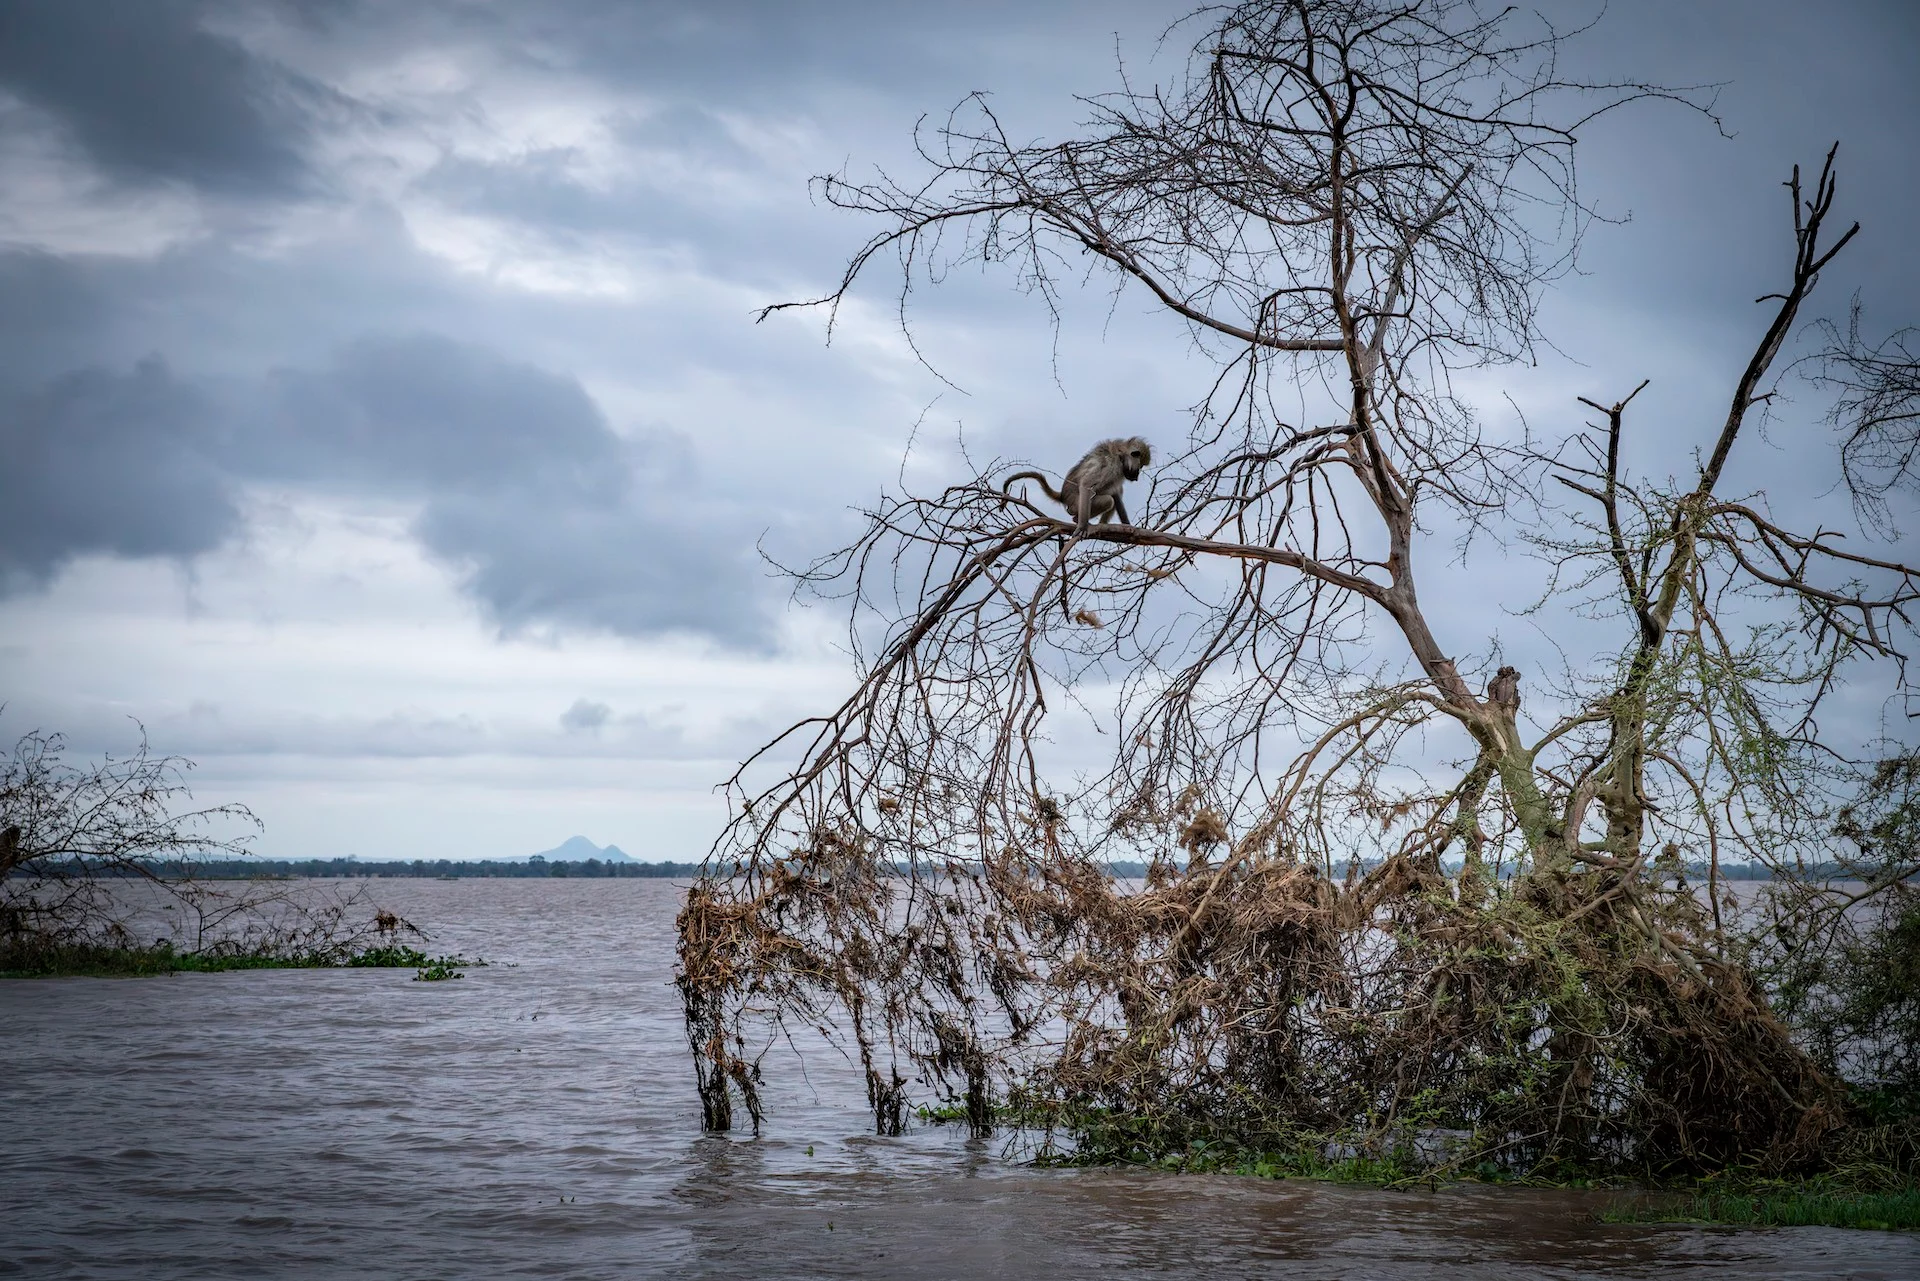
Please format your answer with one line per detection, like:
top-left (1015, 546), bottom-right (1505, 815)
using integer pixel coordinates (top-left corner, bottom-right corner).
top-left (416, 487), bottom-right (763, 644)
top-left (0, 356), bottom-right (239, 592)
top-left (9, 697), bottom-right (696, 763)
top-left (257, 334), bottom-right (626, 497)
top-left (415, 151), bottom-right (646, 236)
top-left (614, 106), bottom-right (756, 162)
top-left (0, 331), bottom-right (772, 645)
top-left (416, 106), bottom-right (761, 230)
top-left (0, 251), bottom-right (111, 383)
top-left (405, 123), bottom-right (858, 295)
top-left (559, 698), bottom-right (611, 732)
top-left (3, 0), bottom-right (1912, 657)
top-left (0, 0), bottom-right (318, 193)
top-left (253, 334), bottom-right (771, 645)
top-left (264, 0), bottom-right (363, 30)
top-left (454, 0), bottom-right (1176, 105)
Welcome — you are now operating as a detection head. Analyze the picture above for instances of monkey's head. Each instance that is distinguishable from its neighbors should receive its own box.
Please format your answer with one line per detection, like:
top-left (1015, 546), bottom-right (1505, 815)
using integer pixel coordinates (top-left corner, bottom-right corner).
top-left (1116, 437), bottom-right (1152, 480)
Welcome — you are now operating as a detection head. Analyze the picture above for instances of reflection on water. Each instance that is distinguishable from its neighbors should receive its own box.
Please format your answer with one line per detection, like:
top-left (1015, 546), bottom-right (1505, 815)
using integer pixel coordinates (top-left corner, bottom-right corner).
top-left (2, 879), bottom-right (1913, 1279)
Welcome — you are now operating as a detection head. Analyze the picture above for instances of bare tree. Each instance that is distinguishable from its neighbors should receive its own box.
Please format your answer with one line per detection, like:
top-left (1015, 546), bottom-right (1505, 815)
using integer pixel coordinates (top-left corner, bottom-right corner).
top-left (2, 724), bottom-right (409, 968)
top-left (678, 0), bottom-right (1920, 1173)
top-left (2, 725), bottom-right (257, 952)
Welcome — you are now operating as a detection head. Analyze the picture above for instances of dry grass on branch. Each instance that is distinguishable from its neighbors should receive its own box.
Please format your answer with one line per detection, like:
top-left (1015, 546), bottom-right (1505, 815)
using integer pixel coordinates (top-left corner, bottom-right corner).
top-left (679, 836), bottom-right (1845, 1177)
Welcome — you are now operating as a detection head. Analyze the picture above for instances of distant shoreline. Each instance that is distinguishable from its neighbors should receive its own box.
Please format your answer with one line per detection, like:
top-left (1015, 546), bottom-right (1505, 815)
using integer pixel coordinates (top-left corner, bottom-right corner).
top-left (122, 857), bottom-right (704, 880)
top-left (23, 856), bottom-right (1813, 882)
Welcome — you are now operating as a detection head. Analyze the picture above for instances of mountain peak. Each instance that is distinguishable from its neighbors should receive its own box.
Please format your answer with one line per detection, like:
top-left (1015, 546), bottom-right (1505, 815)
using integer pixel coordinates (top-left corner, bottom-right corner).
top-left (528, 835), bottom-right (633, 862)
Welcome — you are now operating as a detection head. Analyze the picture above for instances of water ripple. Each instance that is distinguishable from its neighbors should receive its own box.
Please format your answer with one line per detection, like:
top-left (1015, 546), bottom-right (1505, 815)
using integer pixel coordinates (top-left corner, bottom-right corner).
top-left (3, 879), bottom-right (1914, 1279)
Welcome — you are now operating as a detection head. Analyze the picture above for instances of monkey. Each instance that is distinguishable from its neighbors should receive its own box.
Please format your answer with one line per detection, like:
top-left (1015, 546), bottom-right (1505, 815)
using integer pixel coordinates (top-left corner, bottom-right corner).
top-left (1487, 665), bottom-right (1521, 716)
top-left (1005, 437), bottom-right (1152, 531)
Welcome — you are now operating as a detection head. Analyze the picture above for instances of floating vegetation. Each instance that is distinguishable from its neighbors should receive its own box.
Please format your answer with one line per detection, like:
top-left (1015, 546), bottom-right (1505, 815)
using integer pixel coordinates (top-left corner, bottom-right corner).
top-left (411, 954), bottom-right (481, 982)
top-left (349, 944), bottom-right (437, 968)
top-left (1601, 1180), bottom-right (1920, 1232)
top-left (0, 937), bottom-right (484, 979)
top-left (351, 943), bottom-right (487, 980)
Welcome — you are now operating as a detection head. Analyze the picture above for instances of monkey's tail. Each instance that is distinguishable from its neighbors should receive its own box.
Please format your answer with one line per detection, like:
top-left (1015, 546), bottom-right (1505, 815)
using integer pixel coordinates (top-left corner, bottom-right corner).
top-left (1002, 470), bottom-right (1065, 506)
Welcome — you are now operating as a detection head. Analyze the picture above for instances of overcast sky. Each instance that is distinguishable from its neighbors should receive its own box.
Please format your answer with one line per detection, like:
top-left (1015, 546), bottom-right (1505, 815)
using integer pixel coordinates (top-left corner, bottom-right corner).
top-left (2, 0), bottom-right (1916, 861)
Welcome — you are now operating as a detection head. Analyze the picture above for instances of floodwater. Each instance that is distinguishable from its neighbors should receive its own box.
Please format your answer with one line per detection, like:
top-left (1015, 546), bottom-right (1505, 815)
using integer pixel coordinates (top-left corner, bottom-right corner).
top-left (2, 879), bottom-right (1913, 1280)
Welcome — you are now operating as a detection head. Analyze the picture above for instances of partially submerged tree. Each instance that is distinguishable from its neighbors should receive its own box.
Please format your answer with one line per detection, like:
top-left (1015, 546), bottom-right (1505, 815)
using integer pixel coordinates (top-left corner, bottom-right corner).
top-left (2, 725), bottom-right (257, 956)
top-left (678, 0), bottom-right (1920, 1173)
top-left (2, 725), bottom-right (407, 970)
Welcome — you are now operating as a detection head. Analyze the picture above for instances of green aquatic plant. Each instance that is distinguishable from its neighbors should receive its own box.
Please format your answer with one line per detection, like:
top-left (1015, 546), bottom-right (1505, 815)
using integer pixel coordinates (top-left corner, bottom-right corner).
top-left (348, 944), bottom-right (436, 968)
top-left (0, 941), bottom-right (195, 978)
top-left (1601, 1181), bottom-right (1920, 1232)
top-left (411, 955), bottom-right (479, 981)
top-left (0, 937), bottom-right (483, 980)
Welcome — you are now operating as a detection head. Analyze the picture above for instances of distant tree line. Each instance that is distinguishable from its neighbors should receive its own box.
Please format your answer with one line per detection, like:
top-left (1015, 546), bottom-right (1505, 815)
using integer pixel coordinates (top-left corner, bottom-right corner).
top-left (7, 852), bottom-right (1801, 882)
top-left (121, 855), bottom-right (703, 880)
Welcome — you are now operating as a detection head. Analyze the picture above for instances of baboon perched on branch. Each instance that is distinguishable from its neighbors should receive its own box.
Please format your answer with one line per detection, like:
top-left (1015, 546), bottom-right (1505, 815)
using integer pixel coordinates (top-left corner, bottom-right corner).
top-left (1005, 437), bottom-right (1153, 530)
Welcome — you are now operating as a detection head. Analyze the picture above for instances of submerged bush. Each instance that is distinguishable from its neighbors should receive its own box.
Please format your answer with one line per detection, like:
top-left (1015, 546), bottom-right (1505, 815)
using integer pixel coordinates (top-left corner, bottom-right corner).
top-left (686, 835), bottom-right (1844, 1177)
top-left (2, 725), bottom-right (435, 978)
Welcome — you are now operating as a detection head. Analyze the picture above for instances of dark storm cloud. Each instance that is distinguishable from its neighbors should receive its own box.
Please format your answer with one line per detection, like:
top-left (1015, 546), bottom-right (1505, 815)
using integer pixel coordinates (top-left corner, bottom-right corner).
top-left (258, 335), bottom-right (627, 496)
top-left (0, 0), bottom-right (318, 193)
top-left (0, 251), bottom-right (112, 383)
top-left (0, 356), bottom-right (239, 591)
top-left (415, 488), bottom-right (761, 643)
top-left (250, 334), bottom-right (770, 645)
top-left (2, 0), bottom-right (1913, 657)
top-left (0, 333), bottom-right (771, 644)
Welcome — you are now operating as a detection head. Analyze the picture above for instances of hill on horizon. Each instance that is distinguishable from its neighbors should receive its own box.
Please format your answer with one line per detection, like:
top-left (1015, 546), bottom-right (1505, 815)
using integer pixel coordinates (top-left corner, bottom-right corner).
top-left (528, 835), bottom-right (634, 863)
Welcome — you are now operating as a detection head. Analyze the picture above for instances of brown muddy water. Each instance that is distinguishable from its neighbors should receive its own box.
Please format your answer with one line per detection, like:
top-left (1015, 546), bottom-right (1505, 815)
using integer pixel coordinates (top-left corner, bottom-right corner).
top-left (2, 879), bottom-right (1914, 1280)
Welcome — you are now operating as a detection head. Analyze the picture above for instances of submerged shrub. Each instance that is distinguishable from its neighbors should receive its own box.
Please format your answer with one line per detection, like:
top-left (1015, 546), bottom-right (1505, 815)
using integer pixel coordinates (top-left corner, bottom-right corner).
top-left (1, 724), bottom-right (434, 978)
